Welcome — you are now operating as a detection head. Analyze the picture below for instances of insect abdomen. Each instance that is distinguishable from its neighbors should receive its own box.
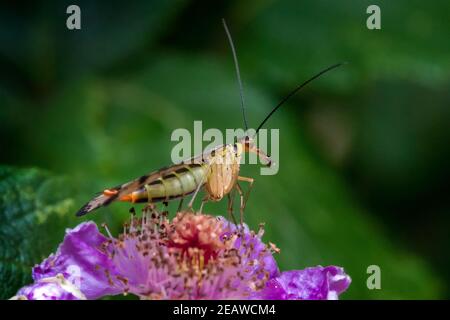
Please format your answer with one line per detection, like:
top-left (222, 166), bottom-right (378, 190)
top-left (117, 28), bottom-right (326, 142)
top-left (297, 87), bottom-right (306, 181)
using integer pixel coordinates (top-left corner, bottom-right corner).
top-left (120, 164), bottom-right (209, 203)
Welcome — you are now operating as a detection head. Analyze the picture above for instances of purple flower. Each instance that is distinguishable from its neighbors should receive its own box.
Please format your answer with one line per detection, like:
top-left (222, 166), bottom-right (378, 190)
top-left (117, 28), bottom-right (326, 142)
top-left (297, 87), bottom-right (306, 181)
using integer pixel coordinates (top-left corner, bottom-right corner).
top-left (25, 222), bottom-right (122, 299)
top-left (105, 211), bottom-right (277, 299)
top-left (255, 267), bottom-right (352, 300)
top-left (13, 209), bottom-right (351, 300)
top-left (15, 274), bottom-right (85, 300)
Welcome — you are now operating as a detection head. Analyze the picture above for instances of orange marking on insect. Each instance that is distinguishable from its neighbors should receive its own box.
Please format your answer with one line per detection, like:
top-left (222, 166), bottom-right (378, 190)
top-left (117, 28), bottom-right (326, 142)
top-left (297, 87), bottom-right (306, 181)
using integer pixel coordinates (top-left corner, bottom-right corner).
top-left (119, 194), bottom-right (134, 202)
top-left (103, 189), bottom-right (119, 197)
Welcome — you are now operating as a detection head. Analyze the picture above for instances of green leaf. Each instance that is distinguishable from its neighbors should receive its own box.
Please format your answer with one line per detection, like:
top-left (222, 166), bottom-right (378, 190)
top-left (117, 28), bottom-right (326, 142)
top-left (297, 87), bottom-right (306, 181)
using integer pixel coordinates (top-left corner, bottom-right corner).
top-left (0, 166), bottom-right (76, 299)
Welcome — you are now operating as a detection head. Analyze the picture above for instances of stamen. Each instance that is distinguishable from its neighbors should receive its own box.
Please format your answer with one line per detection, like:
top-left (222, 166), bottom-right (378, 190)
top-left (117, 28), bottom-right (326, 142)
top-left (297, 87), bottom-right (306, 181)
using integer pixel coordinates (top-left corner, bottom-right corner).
top-left (104, 207), bottom-right (275, 299)
top-left (102, 223), bottom-right (114, 239)
top-left (269, 242), bottom-right (281, 254)
top-left (258, 223), bottom-right (265, 238)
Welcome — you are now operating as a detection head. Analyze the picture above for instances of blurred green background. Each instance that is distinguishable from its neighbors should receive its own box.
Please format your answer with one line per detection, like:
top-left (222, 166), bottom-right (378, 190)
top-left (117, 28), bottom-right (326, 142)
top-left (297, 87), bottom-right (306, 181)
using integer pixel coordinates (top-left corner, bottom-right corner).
top-left (0, 0), bottom-right (449, 299)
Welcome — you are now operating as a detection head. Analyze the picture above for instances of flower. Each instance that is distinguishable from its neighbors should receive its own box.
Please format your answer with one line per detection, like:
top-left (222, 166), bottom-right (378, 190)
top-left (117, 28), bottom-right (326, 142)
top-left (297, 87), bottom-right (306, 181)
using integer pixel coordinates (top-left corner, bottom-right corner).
top-left (102, 210), bottom-right (277, 299)
top-left (13, 208), bottom-right (351, 300)
top-left (254, 267), bottom-right (352, 300)
top-left (19, 222), bottom-right (122, 300)
top-left (14, 274), bottom-right (86, 300)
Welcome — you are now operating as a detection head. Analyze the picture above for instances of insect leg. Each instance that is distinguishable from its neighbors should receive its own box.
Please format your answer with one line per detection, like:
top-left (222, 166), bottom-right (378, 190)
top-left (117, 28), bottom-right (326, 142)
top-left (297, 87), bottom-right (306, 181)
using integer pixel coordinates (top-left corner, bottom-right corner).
top-left (237, 176), bottom-right (254, 210)
top-left (227, 192), bottom-right (238, 226)
top-left (177, 198), bottom-right (184, 211)
top-left (187, 181), bottom-right (204, 212)
top-left (235, 183), bottom-right (246, 225)
top-left (187, 162), bottom-right (212, 212)
top-left (144, 185), bottom-right (155, 212)
top-left (199, 195), bottom-right (209, 214)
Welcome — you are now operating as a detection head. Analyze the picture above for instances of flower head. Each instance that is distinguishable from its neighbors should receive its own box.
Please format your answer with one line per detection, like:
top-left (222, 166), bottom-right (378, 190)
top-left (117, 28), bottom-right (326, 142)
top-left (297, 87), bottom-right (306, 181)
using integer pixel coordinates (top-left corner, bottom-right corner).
top-left (103, 210), bottom-right (277, 299)
top-left (13, 208), bottom-right (351, 300)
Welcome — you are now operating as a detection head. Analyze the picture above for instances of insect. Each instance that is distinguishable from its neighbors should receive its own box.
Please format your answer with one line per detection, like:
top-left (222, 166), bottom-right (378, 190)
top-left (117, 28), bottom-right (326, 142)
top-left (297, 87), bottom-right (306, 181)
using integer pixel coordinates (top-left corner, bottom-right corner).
top-left (76, 19), bottom-right (344, 223)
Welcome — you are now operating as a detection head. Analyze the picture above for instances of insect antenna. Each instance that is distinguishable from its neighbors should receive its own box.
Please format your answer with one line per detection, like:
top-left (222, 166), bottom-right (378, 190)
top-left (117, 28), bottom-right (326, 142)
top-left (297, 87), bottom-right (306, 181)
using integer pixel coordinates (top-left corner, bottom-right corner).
top-left (255, 62), bottom-right (346, 134)
top-left (222, 18), bottom-right (248, 131)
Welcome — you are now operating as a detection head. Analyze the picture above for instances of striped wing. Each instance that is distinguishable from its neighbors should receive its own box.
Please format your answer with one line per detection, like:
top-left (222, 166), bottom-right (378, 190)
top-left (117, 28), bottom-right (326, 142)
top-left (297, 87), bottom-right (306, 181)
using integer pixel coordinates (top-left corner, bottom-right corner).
top-left (76, 162), bottom-right (201, 217)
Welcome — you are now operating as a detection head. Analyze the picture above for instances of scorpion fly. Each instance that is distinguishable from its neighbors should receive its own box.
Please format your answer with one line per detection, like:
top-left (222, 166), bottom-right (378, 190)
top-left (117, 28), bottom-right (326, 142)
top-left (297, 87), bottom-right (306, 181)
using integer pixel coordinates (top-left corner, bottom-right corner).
top-left (76, 19), bottom-right (345, 223)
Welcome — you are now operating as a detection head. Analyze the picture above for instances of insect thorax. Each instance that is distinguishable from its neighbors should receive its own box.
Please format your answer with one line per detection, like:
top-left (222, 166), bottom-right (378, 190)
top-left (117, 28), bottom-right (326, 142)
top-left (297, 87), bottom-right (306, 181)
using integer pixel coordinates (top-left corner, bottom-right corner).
top-left (205, 144), bottom-right (241, 201)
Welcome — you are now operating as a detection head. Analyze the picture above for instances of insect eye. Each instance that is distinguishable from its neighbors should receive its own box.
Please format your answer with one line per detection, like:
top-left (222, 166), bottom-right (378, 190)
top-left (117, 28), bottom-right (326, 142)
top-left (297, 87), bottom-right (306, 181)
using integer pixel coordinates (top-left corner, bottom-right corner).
top-left (233, 144), bottom-right (238, 153)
